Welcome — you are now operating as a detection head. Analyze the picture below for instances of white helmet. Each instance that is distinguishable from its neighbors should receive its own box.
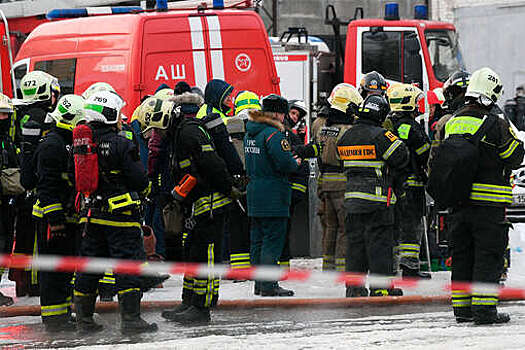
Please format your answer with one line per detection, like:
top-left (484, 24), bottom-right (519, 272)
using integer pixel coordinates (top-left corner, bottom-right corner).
top-left (82, 82), bottom-right (116, 100)
top-left (84, 91), bottom-right (125, 125)
top-left (49, 94), bottom-right (86, 131)
top-left (465, 67), bottom-right (504, 106)
top-left (289, 100), bottom-right (309, 117)
top-left (20, 71), bottom-right (60, 104)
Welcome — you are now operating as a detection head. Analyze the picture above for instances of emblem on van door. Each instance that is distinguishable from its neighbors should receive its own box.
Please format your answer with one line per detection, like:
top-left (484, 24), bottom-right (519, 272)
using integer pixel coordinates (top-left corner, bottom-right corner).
top-left (235, 53), bottom-right (251, 72)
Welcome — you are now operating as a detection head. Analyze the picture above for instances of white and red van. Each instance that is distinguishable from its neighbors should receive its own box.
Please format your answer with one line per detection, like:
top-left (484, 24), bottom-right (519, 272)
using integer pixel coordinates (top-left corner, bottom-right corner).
top-left (13, 8), bottom-right (280, 116)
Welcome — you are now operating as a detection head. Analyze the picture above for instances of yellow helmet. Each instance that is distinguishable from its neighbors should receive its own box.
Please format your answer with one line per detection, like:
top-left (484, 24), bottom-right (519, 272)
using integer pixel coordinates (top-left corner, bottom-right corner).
top-left (154, 88), bottom-right (175, 101)
top-left (234, 91), bottom-right (261, 114)
top-left (140, 97), bottom-right (174, 134)
top-left (82, 82), bottom-right (116, 100)
top-left (49, 94), bottom-right (86, 131)
top-left (328, 83), bottom-right (363, 113)
top-left (465, 67), bottom-right (504, 106)
top-left (0, 93), bottom-right (14, 114)
top-left (387, 83), bottom-right (423, 112)
top-left (20, 71), bottom-right (60, 103)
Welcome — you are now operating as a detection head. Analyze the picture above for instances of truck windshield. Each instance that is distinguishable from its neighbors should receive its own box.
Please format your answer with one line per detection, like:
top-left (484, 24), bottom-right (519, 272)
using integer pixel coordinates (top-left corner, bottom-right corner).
top-left (425, 30), bottom-right (465, 82)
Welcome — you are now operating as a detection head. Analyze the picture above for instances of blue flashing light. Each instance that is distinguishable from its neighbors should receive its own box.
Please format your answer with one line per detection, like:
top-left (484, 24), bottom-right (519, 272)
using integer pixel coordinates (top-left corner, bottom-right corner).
top-left (414, 4), bottom-right (428, 20)
top-left (213, 0), bottom-right (225, 9)
top-left (46, 6), bottom-right (141, 20)
top-left (156, 0), bottom-right (168, 11)
top-left (47, 8), bottom-right (88, 20)
top-left (384, 2), bottom-right (400, 21)
top-left (111, 6), bottom-right (142, 14)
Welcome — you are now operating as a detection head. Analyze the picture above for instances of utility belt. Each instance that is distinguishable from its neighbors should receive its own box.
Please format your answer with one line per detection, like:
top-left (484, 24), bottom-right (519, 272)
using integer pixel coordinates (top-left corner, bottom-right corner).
top-left (87, 191), bottom-right (142, 215)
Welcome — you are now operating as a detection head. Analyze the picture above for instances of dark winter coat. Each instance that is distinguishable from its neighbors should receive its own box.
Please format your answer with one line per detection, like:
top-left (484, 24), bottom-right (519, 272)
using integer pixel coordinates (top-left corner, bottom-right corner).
top-left (244, 111), bottom-right (299, 217)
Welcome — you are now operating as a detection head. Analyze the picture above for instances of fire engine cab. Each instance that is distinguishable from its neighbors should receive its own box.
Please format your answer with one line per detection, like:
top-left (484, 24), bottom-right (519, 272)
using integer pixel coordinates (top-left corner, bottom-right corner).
top-left (328, 3), bottom-right (465, 92)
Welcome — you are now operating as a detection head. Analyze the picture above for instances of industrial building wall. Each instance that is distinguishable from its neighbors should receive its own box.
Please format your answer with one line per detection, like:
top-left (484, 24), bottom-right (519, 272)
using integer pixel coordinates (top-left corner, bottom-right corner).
top-left (436, 1), bottom-right (525, 103)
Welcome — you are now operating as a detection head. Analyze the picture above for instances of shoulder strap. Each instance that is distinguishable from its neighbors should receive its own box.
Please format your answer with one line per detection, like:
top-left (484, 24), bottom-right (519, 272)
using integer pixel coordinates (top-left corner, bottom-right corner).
top-left (471, 114), bottom-right (497, 144)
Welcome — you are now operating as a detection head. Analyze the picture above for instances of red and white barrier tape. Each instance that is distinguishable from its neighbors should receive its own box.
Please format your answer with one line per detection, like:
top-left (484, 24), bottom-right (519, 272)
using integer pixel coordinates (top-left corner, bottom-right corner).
top-left (0, 254), bottom-right (522, 297)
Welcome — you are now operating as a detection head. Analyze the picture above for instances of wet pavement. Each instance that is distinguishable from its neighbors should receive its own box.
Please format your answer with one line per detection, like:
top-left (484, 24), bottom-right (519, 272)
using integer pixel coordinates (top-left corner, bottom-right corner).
top-left (0, 303), bottom-right (455, 349)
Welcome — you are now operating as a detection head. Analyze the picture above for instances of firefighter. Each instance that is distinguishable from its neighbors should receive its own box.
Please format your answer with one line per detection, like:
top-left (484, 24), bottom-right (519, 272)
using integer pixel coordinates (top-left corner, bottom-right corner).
top-left (288, 100), bottom-right (308, 142)
top-left (358, 71), bottom-right (388, 99)
top-left (12, 71), bottom-right (60, 299)
top-left (32, 94), bottom-right (85, 332)
top-left (244, 94), bottom-right (300, 297)
top-left (226, 91), bottom-right (261, 272)
top-left (504, 84), bottom-right (525, 131)
top-left (386, 84), bottom-right (431, 278)
top-left (312, 83), bottom-right (362, 271)
top-left (279, 100), bottom-right (319, 271)
top-left (196, 79), bottom-right (244, 177)
top-left (0, 94), bottom-right (19, 306)
top-left (432, 70), bottom-right (471, 142)
top-left (160, 96), bottom-right (238, 325)
top-left (443, 68), bottom-right (524, 324)
top-left (74, 90), bottom-right (157, 334)
top-left (337, 95), bottom-right (409, 297)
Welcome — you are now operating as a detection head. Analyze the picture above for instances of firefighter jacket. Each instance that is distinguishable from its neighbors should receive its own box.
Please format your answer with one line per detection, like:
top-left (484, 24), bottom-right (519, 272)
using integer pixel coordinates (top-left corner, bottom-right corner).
top-left (444, 103), bottom-right (524, 207)
top-left (504, 96), bottom-right (525, 131)
top-left (19, 106), bottom-right (49, 191)
top-left (283, 125), bottom-right (310, 199)
top-left (244, 111), bottom-right (299, 217)
top-left (170, 117), bottom-right (233, 218)
top-left (337, 118), bottom-right (409, 213)
top-left (312, 108), bottom-right (353, 192)
top-left (32, 126), bottom-right (76, 225)
top-left (388, 113), bottom-right (430, 189)
top-left (196, 81), bottom-right (244, 176)
top-left (80, 123), bottom-right (150, 227)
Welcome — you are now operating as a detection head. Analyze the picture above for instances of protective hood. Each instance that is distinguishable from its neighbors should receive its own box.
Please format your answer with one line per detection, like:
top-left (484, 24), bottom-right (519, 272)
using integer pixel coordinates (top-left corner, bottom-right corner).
top-left (204, 79), bottom-right (233, 113)
top-left (246, 110), bottom-right (284, 137)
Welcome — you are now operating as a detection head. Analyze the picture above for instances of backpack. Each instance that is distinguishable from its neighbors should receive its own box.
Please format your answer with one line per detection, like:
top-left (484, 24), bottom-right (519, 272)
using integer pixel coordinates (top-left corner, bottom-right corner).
top-left (427, 113), bottom-right (497, 207)
top-left (73, 124), bottom-right (99, 198)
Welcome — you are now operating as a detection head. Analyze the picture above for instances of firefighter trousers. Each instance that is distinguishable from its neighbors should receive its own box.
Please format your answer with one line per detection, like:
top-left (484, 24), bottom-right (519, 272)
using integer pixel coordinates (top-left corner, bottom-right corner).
top-left (181, 212), bottom-right (225, 308)
top-left (228, 198), bottom-right (251, 270)
top-left (38, 221), bottom-right (77, 324)
top-left (74, 217), bottom-right (145, 298)
top-left (345, 208), bottom-right (394, 287)
top-left (279, 194), bottom-right (304, 270)
top-left (250, 217), bottom-right (288, 293)
top-left (449, 205), bottom-right (508, 319)
top-left (395, 195), bottom-right (424, 269)
top-left (319, 191), bottom-right (347, 271)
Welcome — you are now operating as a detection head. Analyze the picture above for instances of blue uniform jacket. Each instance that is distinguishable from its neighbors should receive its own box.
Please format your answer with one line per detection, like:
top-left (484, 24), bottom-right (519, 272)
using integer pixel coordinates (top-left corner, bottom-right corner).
top-left (244, 111), bottom-right (299, 217)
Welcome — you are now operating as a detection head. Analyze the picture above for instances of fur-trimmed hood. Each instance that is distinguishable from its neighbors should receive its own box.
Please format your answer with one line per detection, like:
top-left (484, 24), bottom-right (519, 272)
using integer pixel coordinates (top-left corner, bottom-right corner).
top-left (170, 92), bottom-right (204, 107)
top-left (247, 110), bottom-right (285, 133)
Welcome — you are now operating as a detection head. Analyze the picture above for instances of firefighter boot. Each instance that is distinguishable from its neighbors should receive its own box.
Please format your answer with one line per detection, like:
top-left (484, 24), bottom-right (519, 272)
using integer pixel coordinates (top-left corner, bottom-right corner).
top-left (473, 306), bottom-right (510, 325)
top-left (346, 286), bottom-right (369, 298)
top-left (141, 273), bottom-right (170, 293)
top-left (44, 316), bottom-right (77, 333)
top-left (454, 307), bottom-right (474, 323)
top-left (260, 283), bottom-right (294, 297)
top-left (167, 305), bottom-right (211, 325)
top-left (74, 293), bottom-right (103, 333)
top-left (161, 300), bottom-right (191, 320)
top-left (0, 292), bottom-right (14, 306)
top-left (119, 290), bottom-right (158, 334)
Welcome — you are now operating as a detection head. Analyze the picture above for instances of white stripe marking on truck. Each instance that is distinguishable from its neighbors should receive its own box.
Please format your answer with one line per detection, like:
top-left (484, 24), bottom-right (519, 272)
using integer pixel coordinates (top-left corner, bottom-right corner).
top-left (206, 16), bottom-right (225, 80)
top-left (189, 17), bottom-right (207, 89)
top-left (193, 51), bottom-right (208, 90)
top-left (188, 17), bottom-right (205, 50)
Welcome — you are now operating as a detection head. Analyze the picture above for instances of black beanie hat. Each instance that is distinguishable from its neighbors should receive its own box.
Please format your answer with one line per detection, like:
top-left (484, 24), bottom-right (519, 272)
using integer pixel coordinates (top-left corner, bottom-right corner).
top-left (174, 81), bottom-right (192, 95)
top-left (262, 94), bottom-right (288, 114)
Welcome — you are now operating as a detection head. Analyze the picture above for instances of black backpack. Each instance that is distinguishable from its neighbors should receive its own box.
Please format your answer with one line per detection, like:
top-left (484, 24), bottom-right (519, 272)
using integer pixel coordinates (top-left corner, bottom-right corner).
top-left (427, 113), bottom-right (497, 207)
